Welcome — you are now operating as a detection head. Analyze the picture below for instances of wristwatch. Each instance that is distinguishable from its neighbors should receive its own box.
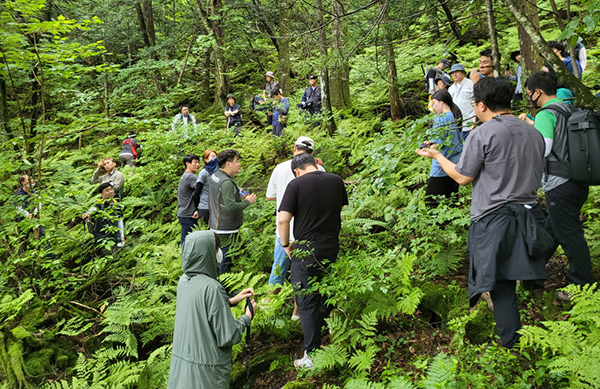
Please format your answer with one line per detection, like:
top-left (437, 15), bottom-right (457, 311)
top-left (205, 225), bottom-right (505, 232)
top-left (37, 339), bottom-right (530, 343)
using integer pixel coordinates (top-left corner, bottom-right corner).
top-left (281, 242), bottom-right (290, 248)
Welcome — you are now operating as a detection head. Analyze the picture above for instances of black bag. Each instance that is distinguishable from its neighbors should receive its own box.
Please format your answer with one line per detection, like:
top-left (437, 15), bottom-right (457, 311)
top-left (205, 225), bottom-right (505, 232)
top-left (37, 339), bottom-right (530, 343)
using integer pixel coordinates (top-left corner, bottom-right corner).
top-left (543, 104), bottom-right (600, 186)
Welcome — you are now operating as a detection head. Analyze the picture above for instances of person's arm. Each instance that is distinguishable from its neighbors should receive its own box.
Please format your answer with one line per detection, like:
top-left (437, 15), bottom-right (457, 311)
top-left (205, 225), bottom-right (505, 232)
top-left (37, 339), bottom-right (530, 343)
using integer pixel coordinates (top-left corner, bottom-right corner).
top-left (280, 99), bottom-right (289, 115)
top-left (532, 110), bottom-right (556, 157)
top-left (579, 46), bottom-right (587, 70)
top-left (171, 114), bottom-right (179, 131)
top-left (220, 180), bottom-right (251, 212)
top-left (209, 288), bottom-right (252, 348)
top-left (265, 168), bottom-right (278, 201)
top-left (118, 219), bottom-right (125, 243)
top-left (469, 69), bottom-right (481, 84)
top-left (192, 181), bottom-right (203, 209)
top-left (416, 145), bottom-right (474, 185)
top-left (277, 210), bottom-right (293, 257)
top-left (112, 172), bottom-right (125, 191)
top-left (191, 114), bottom-right (197, 130)
top-left (91, 170), bottom-right (102, 184)
top-left (301, 89), bottom-right (307, 103)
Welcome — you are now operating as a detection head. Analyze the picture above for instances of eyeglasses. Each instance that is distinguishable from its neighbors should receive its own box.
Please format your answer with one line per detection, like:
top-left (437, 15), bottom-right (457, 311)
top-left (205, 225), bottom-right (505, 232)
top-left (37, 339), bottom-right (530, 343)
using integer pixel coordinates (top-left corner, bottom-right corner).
top-left (471, 99), bottom-right (479, 107)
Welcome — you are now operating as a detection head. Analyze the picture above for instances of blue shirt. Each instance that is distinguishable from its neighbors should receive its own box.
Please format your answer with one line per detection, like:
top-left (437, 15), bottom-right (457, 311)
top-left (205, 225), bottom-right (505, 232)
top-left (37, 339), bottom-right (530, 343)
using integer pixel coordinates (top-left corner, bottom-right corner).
top-left (429, 112), bottom-right (463, 177)
top-left (273, 98), bottom-right (289, 126)
top-left (563, 57), bottom-right (583, 79)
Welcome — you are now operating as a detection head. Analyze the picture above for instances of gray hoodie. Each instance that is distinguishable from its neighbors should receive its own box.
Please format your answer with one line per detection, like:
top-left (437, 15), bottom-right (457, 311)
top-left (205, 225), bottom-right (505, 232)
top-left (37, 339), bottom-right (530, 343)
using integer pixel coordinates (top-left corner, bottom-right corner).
top-left (167, 231), bottom-right (251, 389)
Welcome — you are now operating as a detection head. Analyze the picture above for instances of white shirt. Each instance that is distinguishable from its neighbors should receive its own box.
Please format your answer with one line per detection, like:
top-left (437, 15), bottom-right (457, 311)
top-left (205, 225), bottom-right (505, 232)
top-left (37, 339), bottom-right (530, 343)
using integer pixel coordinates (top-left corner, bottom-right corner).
top-left (448, 78), bottom-right (475, 131)
top-left (266, 159), bottom-right (325, 240)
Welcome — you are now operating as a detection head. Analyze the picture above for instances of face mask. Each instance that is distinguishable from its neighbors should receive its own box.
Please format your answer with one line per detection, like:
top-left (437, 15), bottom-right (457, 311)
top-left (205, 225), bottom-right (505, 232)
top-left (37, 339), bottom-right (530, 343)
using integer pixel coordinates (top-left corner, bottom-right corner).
top-left (216, 248), bottom-right (223, 264)
top-left (531, 92), bottom-right (541, 109)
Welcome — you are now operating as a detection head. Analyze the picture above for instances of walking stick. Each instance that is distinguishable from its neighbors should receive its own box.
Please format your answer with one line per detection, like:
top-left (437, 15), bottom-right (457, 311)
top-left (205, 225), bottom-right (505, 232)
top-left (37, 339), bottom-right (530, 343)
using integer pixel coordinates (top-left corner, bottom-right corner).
top-left (244, 297), bottom-right (254, 389)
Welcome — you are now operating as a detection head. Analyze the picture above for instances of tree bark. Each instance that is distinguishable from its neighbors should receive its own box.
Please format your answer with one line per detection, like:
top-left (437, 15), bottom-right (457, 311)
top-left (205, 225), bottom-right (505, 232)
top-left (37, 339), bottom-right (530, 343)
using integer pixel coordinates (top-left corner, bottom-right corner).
top-left (278, 0), bottom-right (291, 95)
top-left (177, 35), bottom-right (195, 86)
top-left (142, 0), bottom-right (156, 47)
top-left (135, 3), bottom-right (151, 48)
top-left (502, 0), bottom-right (599, 109)
top-left (484, 0), bottom-right (501, 77)
top-left (198, 46), bottom-right (212, 110)
top-left (438, 0), bottom-right (463, 44)
top-left (316, 0), bottom-right (336, 135)
top-left (329, 0), bottom-right (350, 109)
top-left (383, 5), bottom-right (401, 121)
top-left (516, 0), bottom-right (543, 86)
top-left (0, 77), bottom-right (7, 132)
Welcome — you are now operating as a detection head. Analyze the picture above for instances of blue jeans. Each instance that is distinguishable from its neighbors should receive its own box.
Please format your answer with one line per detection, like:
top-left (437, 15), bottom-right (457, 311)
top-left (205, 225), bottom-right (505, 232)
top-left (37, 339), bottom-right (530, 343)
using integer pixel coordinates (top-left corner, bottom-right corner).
top-left (178, 216), bottom-right (199, 247)
top-left (268, 236), bottom-right (291, 286)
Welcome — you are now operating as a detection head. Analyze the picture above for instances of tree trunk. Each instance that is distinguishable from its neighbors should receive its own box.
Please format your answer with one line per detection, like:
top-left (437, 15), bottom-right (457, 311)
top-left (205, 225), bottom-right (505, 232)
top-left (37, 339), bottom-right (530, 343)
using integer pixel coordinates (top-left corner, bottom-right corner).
top-left (502, 0), bottom-right (599, 109)
top-left (210, 0), bottom-right (226, 106)
top-left (0, 77), bottom-right (7, 132)
top-left (198, 46), bottom-right (212, 110)
top-left (329, 0), bottom-right (349, 109)
top-left (277, 0), bottom-right (291, 95)
top-left (316, 0), bottom-right (336, 135)
top-left (516, 0), bottom-right (543, 86)
top-left (547, 0), bottom-right (565, 29)
top-left (564, 0), bottom-right (580, 79)
top-left (251, 0), bottom-right (279, 53)
top-left (438, 0), bottom-right (463, 44)
top-left (484, 0), bottom-right (501, 77)
top-left (382, 4), bottom-right (401, 121)
top-left (142, 0), bottom-right (156, 47)
top-left (135, 3), bottom-right (151, 48)
top-left (177, 35), bottom-right (195, 86)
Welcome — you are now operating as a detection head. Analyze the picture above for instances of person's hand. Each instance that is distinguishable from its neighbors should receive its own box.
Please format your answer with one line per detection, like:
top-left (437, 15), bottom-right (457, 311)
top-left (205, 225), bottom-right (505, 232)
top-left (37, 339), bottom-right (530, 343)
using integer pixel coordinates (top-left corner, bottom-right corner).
top-left (97, 160), bottom-right (104, 170)
top-left (27, 213), bottom-right (34, 218)
top-left (245, 193), bottom-right (257, 204)
top-left (469, 69), bottom-right (481, 84)
top-left (504, 70), bottom-right (510, 76)
top-left (267, 111), bottom-right (273, 116)
top-left (192, 211), bottom-right (199, 219)
top-left (82, 213), bottom-right (90, 221)
top-left (518, 113), bottom-right (534, 125)
top-left (283, 242), bottom-right (294, 258)
top-left (258, 100), bottom-right (265, 105)
top-left (315, 157), bottom-right (324, 166)
top-left (245, 298), bottom-right (257, 320)
top-left (225, 112), bottom-right (230, 117)
top-left (121, 237), bottom-right (125, 244)
top-left (230, 288), bottom-right (255, 306)
top-left (415, 143), bottom-right (441, 159)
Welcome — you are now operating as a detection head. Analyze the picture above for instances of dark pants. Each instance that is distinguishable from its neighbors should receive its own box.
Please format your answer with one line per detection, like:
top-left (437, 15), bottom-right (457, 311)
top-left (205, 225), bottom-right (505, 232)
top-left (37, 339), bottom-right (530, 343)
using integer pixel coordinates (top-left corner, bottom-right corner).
top-left (489, 280), bottom-right (521, 348)
top-left (290, 256), bottom-right (335, 353)
top-left (512, 93), bottom-right (523, 108)
top-left (266, 114), bottom-right (273, 126)
top-left (18, 225), bottom-right (47, 254)
top-left (228, 122), bottom-right (241, 137)
top-left (178, 216), bottom-right (199, 247)
top-left (217, 233), bottom-right (238, 275)
top-left (197, 209), bottom-right (209, 225)
top-left (272, 123), bottom-right (284, 137)
top-left (545, 180), bottom-right (593, 285)
top-left (425, 176), bottom-right (459, 208)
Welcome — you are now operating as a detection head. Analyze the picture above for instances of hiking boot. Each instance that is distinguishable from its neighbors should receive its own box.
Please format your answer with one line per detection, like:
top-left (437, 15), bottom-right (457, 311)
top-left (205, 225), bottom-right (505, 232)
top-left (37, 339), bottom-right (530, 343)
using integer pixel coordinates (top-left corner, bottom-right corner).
top-left (556, 290), bottom-right (572, 302)
top-left (293, 351), bottom-right (314, 369)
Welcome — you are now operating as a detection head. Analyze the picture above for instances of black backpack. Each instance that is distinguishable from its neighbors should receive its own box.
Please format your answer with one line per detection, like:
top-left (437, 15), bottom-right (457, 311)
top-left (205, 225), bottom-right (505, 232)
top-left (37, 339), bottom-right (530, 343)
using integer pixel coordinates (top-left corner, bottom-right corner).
top-left (542, 103), bottom-right (600, 185)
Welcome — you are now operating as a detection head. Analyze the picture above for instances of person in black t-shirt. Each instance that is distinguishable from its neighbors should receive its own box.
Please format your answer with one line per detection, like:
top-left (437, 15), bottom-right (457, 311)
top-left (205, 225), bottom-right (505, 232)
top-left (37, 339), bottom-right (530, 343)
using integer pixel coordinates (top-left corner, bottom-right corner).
top-left (278, 153), bottom-right (348, 369)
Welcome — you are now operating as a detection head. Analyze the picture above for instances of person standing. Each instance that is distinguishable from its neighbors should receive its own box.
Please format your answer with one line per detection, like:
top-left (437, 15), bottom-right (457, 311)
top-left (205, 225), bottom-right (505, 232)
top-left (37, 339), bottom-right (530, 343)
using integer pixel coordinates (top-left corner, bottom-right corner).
top-left (90, 157), bottom-right (125, 199)
top-left (82, 182), bottom-right (125, 254)
top-left (258, 71), bottom-right (280, 126)
top-left (469, 49), bottom-right (497, 84)
top-left (425, 58), bottom-right (450, 94)
top-left (424, 90), bottom-right (463, 209)
top-left (193, 149), bottom-right (218, 225)
top-left (270, 89), bottom-right (289, 137)
top-left (416, 77), bottom-right (549, 348)
top-left (521, 71), bottom-right (593, 300)
top-left (278, 153), bottom-right (348, 368)
top-left (299, 75), bottom-right (322, 115)
top-left (119, 131), bottom-right (143, 168)
top-left (505, 50), bottom-right (523, 107)
top-left (177, 154), bottom-right (200, 246)
top-left (171, 105), bottom-right (197, 131)
top-left (167, 230), bottom-right (257, 389)
top-left (208, 149), bottom-right (257, 275)
top-left (548, 41), bottom-right (583, 79)
top-left (224, 94), bottom-right (242, 137)
top-left (265, 137), bottom-right (325, 319)
top-left (448, 63), bottom-right (475, 134)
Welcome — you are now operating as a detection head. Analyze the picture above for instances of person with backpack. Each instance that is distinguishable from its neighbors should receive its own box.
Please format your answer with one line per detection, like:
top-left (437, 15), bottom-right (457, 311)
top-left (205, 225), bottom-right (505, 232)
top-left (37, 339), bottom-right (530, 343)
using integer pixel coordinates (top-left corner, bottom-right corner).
top-left (298, 75), bottom-right (322, 115)
top-left (521, 71), bottom-right (594, 301)
top-left (119, 131), bottom-right (142, 168)
top-left (269, 88), bottom-right (289, 137)
top-left (171, 105), bottom-right (197, 132)
top-left (167, 230), bottom-right (257, 389)
top-left (193, 149), bottom-right (218, 225)
top-left (423, 90), bottom-right (463, 209)
top-left (82, 182), bottom-right (124, 255)
top-left (425, 58), bottom-right (450, 94)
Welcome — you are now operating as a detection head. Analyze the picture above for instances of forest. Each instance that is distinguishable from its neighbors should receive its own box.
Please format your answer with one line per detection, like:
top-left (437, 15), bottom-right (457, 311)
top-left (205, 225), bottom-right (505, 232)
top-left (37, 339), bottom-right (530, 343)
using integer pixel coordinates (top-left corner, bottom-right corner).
top-left (1, 0), bottom-right (600, 387)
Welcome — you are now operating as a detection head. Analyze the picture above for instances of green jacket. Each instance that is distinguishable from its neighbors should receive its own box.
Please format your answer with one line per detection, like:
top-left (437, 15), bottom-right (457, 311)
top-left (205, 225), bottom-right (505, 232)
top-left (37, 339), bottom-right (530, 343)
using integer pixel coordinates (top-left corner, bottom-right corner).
top-left (208, 169), bottom-right (250, 232)
top-left (167, 231), bottom-right (251, 389)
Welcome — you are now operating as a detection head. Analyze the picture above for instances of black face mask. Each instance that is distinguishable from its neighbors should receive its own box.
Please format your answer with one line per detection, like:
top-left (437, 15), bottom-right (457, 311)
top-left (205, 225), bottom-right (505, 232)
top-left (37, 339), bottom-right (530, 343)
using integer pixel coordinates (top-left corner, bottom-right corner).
top-left (531, 92), bottom-right (541, 109)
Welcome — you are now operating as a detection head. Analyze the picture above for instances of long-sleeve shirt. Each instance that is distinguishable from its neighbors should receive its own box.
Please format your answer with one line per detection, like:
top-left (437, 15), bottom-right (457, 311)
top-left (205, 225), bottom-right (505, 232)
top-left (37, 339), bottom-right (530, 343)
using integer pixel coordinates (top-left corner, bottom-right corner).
top-left (171, 113), bottom-right (197, 131)
top-left (507, 65), bottom-right (522, 95)
top-left (90, 169), bottom-right (125, 192)
top-left (15, 189), bottom-right (41, 220)
top-left (273, 98), bottom-right (289, 126)
top-left (86, 199), bottom-right (124, 240)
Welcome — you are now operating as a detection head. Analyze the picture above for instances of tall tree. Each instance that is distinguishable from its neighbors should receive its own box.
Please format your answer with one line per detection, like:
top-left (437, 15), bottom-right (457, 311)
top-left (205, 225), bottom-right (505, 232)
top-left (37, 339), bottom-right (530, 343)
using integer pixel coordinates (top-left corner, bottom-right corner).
top-left (315, 0), bottom-right (336, 135)
top-left (383, 3), bottom-right (402, 121)
top-left (515, 0), bottom-right (543, 93)
top-left (329, 0), bottom-right (350, 109)
top-left (278, 0), bottom-right (291, 95)
top-left (484, 0), bottom-right (501, 77)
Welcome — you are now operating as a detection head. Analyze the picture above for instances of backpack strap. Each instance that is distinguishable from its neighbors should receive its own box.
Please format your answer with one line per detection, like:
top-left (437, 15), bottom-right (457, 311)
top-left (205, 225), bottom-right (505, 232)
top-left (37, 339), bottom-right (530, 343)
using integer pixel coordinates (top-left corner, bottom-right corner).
top-left (539, 103), bottom-right (576, 179)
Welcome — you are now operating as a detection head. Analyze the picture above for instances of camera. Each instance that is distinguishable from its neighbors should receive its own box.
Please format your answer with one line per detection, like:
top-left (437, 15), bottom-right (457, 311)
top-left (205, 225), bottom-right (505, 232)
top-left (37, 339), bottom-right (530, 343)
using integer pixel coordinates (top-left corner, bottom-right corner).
top-left (296, 101), bottom-right (314, 110)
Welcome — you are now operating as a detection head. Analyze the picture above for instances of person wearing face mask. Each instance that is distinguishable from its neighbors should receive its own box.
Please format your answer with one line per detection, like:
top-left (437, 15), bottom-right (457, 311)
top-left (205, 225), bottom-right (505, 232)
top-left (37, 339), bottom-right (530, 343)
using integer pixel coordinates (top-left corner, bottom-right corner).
top-left (519, 71), bottom-right (593, 302)
top-left (193, 149), bottom-right (219, 225)
top-left (167, 230), bottom-right (257, 389)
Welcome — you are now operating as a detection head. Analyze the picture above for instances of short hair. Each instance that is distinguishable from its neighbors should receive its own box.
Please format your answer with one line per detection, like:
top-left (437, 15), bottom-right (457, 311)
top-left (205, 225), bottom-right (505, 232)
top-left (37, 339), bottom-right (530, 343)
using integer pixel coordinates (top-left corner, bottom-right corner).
top-left (181, 105), bottom-right (189, 109)
top-left (473, 77), bottom-right (514, 112)
top-left (270, 88), bottom-right (282, 97)
top-left (98, 182), bottom-right (113, 194)
top-left (479, 48), bottom-right (500, 63)
top-left (548, 41), bottom-right (566, 57)
top-left (295, 144), bottom-right (313, 154)
top-left (182, 153), bottom-right (200, 167)
top-left (217, 149), bottom-right (241, 168)
top-left (104, 157), bottom-right (117, 164)
top-left (526, 71), bottom-right (557, 96)
top-left (291, 153), bottom-right (317, 174)
top-left (19, 174), bottom-right (29, 185)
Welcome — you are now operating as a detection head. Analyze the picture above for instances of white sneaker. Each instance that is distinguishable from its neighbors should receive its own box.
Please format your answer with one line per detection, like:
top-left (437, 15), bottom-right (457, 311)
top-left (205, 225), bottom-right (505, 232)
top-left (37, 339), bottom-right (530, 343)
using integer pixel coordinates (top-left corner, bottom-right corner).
top-left (293, 351), bottom-right (314, 369)
top-left (291, 314), bottom-right (300, 321)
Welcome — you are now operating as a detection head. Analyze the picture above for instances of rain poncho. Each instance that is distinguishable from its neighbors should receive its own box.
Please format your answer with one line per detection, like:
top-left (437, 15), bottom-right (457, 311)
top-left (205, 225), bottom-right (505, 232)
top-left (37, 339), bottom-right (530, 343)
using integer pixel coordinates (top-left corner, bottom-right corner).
top-left (167, 231), bottom-right (251, 389)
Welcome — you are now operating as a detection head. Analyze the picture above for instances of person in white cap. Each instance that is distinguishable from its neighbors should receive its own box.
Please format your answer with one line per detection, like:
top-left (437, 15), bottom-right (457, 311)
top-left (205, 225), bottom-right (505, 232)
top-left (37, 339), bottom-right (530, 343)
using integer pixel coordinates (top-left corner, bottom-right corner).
top-left (259, 71), bottom-right (281, 126)
top-left (265, 136), bottom-right (325, 320)
top-left (448, 63), bottom-right (475, 135)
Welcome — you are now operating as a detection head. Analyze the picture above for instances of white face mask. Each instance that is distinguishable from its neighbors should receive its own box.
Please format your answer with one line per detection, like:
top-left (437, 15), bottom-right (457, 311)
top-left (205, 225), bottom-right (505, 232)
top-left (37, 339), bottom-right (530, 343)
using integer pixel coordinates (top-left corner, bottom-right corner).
top-left (216, 248), bottom-right (223, 264)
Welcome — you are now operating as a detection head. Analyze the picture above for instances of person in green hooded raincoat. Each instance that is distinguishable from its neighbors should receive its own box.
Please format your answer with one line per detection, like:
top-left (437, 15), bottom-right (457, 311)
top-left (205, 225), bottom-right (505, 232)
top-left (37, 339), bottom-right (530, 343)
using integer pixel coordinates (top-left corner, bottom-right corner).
top-left (167, 230), bottom-right (257, 388)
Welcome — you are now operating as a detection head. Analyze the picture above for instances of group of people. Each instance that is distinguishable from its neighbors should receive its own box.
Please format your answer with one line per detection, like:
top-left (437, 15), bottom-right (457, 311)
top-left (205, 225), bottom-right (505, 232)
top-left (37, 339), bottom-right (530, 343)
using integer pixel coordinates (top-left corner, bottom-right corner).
top-left (417, 68), bottom-right (595, 349)
top-left (170, 136), bottom-right (347, 387)
top-left (172, 72), bottom-right (322, 139)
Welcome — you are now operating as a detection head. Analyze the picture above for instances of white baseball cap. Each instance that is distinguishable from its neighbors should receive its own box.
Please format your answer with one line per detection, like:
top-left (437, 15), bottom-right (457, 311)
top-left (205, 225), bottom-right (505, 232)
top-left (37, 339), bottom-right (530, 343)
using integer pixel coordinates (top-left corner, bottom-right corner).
top-left (295, 136), bottom-right (315, 150)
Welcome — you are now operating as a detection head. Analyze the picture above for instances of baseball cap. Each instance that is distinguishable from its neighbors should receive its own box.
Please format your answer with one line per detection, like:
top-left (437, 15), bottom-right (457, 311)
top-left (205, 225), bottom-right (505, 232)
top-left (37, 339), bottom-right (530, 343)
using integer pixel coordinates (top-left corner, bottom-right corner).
top-left (440, 58), bottom-right (450, 68)
top-left (308, 75), bottom-right (318, 80)
top-left (295, 136), bottom-right (315, 151)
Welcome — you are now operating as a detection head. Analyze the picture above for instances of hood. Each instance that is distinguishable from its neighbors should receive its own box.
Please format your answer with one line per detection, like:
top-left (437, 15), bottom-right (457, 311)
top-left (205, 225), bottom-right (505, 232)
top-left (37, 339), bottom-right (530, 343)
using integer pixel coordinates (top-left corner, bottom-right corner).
top-left (181, 231), bottom-right (218, 279)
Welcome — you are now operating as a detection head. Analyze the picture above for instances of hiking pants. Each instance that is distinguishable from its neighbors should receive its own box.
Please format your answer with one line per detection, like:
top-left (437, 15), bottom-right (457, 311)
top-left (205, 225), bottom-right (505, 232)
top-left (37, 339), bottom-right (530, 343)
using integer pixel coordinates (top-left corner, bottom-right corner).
top-left (120, 153), bottom-right (135, 167)
top-left (545, 180), bottom-right (593, 285)
top-left (425, 176), bottom-right (459, 209)
top-left (290, 258), bottom-right (334, 353)
top-left (272, 123), bottom-right (284, 137)
top-left (489, 280), bottom-right (520, 348)
top-left (178, 216), bottom-right (199, 247)
top-left (217, 233), bottom-right (238, 276)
